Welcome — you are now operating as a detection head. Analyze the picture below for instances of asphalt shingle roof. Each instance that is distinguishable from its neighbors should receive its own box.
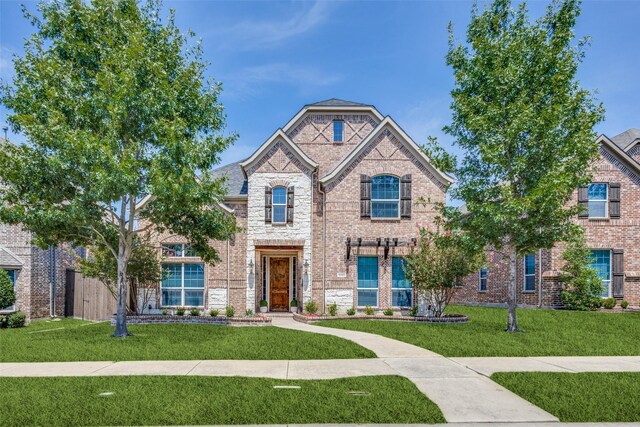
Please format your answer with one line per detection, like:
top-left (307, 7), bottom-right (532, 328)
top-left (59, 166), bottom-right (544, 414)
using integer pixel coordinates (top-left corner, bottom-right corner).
top-left (611, 128), bottom-right (640, 151)
top-left (307, 98), bottom-right (371, 107)
top-left (210, 161), bottom-right (247, 197)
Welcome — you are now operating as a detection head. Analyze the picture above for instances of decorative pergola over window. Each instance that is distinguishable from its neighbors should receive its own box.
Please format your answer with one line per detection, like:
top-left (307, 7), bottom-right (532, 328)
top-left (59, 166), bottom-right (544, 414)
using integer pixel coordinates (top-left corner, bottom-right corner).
top-left (345, 237), bottom-right (417, 260)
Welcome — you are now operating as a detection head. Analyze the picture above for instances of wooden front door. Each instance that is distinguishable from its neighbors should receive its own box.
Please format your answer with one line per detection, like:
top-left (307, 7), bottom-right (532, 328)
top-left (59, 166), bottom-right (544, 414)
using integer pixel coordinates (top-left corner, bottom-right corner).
top-left (269, 257), bottom-right (290, 311)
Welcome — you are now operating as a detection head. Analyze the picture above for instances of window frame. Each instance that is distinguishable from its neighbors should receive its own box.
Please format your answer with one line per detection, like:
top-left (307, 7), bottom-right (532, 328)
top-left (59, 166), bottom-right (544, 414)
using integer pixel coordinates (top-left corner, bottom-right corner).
top-left (479, 268), bottom-right (488, 292)
top-left (590, 249), bottom-right (612, 298)
top-left (357, 256), bottom-right (379, 307)
top-left (160, 262), bottom-right (205, 307)
top-left (0, 270), bottom-right (16, 311)
top-left (391, 257), bottom-right (413, 307)
top-left (523, 254), bottom-right (536, 292)
top-left (370, 175), bottom-right (400, 219)
top-left (587, 183), bottom-right (608, 219)
top-left (161, 243), bottom-right (197, 258)
top-left (271, 186), bottom-right (288, 224)
top-left (333, 120), bottom-right (344, 142)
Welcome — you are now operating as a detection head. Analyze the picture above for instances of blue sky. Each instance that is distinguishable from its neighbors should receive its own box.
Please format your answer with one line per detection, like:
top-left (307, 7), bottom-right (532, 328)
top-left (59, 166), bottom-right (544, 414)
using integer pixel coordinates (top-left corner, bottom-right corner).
top-left (1, 0), bottom-right (639, 173)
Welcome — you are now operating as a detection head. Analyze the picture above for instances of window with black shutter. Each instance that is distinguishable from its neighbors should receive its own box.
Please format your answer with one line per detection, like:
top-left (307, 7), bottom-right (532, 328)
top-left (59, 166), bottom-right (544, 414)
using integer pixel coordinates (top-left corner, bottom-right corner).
top-left (360, 174), bottom-right (371, 218)
top-left (609, 183), bottom-right (621, 219)
top-left (613, 249), bottom-right (624, 298)
top-left (577, 186), bottom-right (589, 218)
top-left (400, 174), bottom-right (412, 218)
top-left (287, 186), bottom-right (294, 224)
top-left (264, 186), bottom-right (272, 223)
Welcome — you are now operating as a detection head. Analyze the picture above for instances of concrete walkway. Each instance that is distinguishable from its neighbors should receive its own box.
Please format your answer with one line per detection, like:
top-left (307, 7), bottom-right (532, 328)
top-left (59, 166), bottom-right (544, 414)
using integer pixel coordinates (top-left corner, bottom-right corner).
top-left (452, 356), bottom-right (640, 375)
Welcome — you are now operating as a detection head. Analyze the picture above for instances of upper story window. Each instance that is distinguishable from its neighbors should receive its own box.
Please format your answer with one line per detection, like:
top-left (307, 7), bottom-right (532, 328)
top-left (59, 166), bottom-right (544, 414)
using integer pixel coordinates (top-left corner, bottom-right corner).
top-left (588, 183), bottom-right (608, 218)
top-left (272, 187), bottom-right (287, 224)
top-left (162, 243), bottom-right (196, 257)
top-left (333, 120), bottom-right (344, 142)
top-left (479, 268), bottom-right (488, 291)
top-left (371, 175), bottom-right (400, 218)
top-left (524, 254), bottom-right (535, 291)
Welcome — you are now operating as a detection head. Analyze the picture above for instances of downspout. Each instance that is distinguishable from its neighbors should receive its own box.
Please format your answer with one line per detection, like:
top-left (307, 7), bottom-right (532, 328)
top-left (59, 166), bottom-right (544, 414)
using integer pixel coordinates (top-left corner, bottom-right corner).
top-left (317, 174), bottom-right (326, 314)
top-left (49, 245), bottom-right (57, 317)
top-left (538, 248), bottom-right (543, 307)
top-left (227, 240), bottom-right (230, 308)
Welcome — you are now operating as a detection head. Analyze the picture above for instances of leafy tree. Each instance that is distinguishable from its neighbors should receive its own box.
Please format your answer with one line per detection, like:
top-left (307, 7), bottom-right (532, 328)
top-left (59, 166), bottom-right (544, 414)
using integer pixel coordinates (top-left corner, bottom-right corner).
top-left (445, 0), bottom-right (604, 331)
top-left (0, 0), bottom-right (237, 337)
top-left (559, 230), bottom-right (603, 310)
top-left (0, 270), bottom-right (16, 310)
top-left (421, 136), bottom-right (457, 175)
top-left (404, 223), bottom-right (484, 317)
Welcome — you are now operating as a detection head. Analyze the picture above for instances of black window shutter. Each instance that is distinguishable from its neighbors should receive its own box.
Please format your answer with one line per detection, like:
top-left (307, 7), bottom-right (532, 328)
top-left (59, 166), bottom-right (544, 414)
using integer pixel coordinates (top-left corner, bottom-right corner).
top-left (360, 175), bottom-right (371, 218)
top-left (577, 186), bottom-right (589, 218)
top-left (613, 249), bottom-right (624, 298)
top-left (287, 186), bottom-right (294, 224)
top-left (400, 174), bottom-right (412, 218)
top-left (609, 183), bottom-right (620, 219)
top-left (264, 186), bottom-right (272, 223)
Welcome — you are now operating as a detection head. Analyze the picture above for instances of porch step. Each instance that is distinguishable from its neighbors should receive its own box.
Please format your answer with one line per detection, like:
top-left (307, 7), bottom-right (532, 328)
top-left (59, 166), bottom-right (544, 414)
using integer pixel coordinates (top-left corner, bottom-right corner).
top-left (265, 312), bottom-right (294, 318)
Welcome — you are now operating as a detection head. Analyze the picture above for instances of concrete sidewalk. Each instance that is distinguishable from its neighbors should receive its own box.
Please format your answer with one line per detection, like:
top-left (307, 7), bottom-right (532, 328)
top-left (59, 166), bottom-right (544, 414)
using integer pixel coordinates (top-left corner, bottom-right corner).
top-left (452, 356), bottom-right (640, 375)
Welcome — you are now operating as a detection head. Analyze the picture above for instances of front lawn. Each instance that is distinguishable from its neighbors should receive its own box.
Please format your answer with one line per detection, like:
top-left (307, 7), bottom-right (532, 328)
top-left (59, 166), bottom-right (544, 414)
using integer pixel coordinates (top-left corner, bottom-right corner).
top-left (491, 372), bottom-right (640, 422)
top-left (0, 318), bottom-right (374, 361)
top-left (317, 305), bottom-right (640, 356)
top-left (0, 375), bottom-right (444, 426)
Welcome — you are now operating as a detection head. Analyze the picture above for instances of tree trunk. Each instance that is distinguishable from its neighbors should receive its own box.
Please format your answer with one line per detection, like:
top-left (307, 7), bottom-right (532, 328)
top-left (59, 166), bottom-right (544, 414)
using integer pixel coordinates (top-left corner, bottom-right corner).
top-left (113, 239), bottom-right (131, 338)
top-left (506, 249), bottom-right (520, 332)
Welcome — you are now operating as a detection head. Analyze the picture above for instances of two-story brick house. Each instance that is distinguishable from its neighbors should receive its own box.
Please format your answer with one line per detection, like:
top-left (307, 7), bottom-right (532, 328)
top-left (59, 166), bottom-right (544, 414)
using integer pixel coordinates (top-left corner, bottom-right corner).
top-left (150, 99), bottom-right (453, 314)
top-left (454, 128), bottom-right (640, 308)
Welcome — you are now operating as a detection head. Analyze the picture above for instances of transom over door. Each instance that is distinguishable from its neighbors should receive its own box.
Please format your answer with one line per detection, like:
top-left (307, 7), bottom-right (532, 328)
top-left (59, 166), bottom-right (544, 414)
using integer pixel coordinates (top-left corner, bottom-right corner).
top-left (269, 257), bottom-right (290, 311)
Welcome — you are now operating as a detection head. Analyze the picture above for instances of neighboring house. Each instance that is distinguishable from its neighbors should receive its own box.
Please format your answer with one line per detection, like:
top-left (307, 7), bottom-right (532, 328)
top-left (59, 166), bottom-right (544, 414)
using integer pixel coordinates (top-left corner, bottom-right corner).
top-left (454, 129), bottom-right (640, 308)
top-left (148, 99), bottom-right (453, 313)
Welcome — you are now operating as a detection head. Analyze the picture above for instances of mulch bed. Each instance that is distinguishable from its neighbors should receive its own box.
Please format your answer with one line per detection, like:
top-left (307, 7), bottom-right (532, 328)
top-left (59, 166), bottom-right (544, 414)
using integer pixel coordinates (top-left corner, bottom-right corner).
top-left (293, 312), bottom-right (468, 324)
top-left (112, 314), bottom-right (271, 326)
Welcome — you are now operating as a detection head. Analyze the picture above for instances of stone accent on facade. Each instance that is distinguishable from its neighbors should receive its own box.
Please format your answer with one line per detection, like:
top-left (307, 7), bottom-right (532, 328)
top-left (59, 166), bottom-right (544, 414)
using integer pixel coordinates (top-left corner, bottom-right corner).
top-left (324, 289), bottom-right (353, 313)
top-left (208, 288), bottom-right (228, 309)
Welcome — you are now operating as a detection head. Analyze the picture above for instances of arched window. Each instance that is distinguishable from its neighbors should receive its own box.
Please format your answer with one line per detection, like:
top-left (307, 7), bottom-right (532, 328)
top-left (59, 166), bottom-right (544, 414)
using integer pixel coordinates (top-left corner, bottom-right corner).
top-left (272, 187), bottom-right (287, 223)
top-left (371, 175), bottom-right (399, 218)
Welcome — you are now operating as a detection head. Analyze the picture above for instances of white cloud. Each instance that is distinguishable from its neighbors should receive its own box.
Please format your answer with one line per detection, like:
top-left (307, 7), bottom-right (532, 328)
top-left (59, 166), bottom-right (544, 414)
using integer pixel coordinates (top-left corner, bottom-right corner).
top-left (207, 1), bottom-right (332, 51)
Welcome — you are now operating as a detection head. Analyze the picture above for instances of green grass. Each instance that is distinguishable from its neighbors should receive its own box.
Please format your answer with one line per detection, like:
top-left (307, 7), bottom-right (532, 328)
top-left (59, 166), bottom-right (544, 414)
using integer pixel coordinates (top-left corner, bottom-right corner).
top-left (317, 305), bottom-right (640, 356)
top-left (0, 375), bottom-right (445, 426)
top-left (0, 318), bottom-right (374, 361)
top-left (492, 372), bottom-right (640, 422)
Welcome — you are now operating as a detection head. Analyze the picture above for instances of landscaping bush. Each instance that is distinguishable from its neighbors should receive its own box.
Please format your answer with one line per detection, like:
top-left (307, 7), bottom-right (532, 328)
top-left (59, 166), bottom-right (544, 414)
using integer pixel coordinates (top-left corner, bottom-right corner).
top-left (225, 306), bottom-right (234, 317)
top-left (6, 311), bottom-right (26, 328)
top-left (245, 309), bottom-right (254, 316)
top-left (259, 300), bottom-right (267, 307)
top-left (383, 308), bottom-right (394, 316)
top-left (161, 309), bottom-right (169, 316)
top-left (346, 307), bottom-right (356, 316)
top-left (364, 305), bottom-right (375, 316)
top-left (603, 298), bottom-right (616, 309)
top-left (209, 309), bottom-right (219, 317)
top-left (290, 298), bottom-right (297, 308)
top-left (304, 300), bottom-right (318, 314)
top-left (328, 303), bottom-right (338, 317)
top-left (560, 231), bottom-right (605, 311)
top-left (408, 305), bottom-right (419, 317)
top-left (176, 307), bottom-right (185, 316)
top-left (190, 309), bottom-right (200, 316)
top-left (620, 300), bottom-right (629, 309)
top-left (0, 269), bottom-right (16, 310)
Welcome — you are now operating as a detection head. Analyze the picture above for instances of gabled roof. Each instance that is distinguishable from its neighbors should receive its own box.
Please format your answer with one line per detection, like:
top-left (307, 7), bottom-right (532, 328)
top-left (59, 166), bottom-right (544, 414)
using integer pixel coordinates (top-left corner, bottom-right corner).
top-left (307, 98), bottom-right (372, 107)
top-left (319, 116), bottom-right (455, 187)
top-left (210, 161), bottom-right (248, 198)
top-left (239, 129), bottom-right (318, 178)
top-left (0, 246), bottom-right (24, 269)
top-left (611, 128), bottom-right (640, 151)
top-left (596, 134), bottom-right (640, 176)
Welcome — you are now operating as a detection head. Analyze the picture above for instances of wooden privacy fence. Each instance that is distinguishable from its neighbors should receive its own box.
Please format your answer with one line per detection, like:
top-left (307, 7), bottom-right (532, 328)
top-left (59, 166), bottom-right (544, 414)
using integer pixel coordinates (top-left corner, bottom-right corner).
top-left (65, 269), bottom-right (117, 321)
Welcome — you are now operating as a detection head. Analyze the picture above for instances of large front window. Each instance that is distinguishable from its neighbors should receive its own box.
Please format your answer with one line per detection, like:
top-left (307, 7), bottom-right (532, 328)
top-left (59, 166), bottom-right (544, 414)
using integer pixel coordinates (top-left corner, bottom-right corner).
top-left (0, 270), bottom-right (16, 310)
top-left (588, 184), bottom-right (608, 218)
top-left (371, 175), bottom-right (399, 218)
top-left (272, 187), bottom-right (287, 224)
top-left (524, 254), bottom-right (535, 291)
top-left (357, 256), bottom-right (378, 306)
top-left (392, 257), bottom-right (412, 307)
top-left (161, 263), bottom-right (205, 307)
top-left (591, 250), bottom-right (611, 297)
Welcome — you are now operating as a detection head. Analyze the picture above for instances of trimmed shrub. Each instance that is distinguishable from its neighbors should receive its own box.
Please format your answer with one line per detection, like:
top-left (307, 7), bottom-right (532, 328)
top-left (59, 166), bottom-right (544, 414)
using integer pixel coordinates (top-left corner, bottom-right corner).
top-left (560, 232), bottom-right (606, 311)
top-left (383, 308), bottom-right (394, 316)
top-left (209, 309), bottom-right (219, 317)
top-left (245, 309), bottom-right (254, 316)
top-left (620, 300), bottom-right (629, 309)
top-left (346, 307), bottom-right (356, 316)
top-left (161, 309), bottom-right (169, 316)
top-left (175, 307), bottom-right (185, 316)
top-left (259, 299), bottom-right (268, 307)
top-left (0, 270), bottom-right (16, 310)
top-left (328, 303), bottom-right (338, 316)
top-left (225, 306), bottom-right (234, 317)
top-left (364, 305), bottom-right (375, 316)
top-left (6, 311), bottom-right (26, 328)
top-left (603, 298), bottom-right (616, 309)
top-left (408, 305), bottom-right (419, 317)
top-left (304, 300), bottom-right (318, 314)
top-left (190, 309), bottom-right (200, 316)
top-left (290, 298), bottom-right (297, 307)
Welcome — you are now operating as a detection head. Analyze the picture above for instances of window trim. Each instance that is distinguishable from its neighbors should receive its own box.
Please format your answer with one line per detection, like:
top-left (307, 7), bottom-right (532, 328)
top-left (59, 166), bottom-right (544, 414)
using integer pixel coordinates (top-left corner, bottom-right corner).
top-left (357, 256), bottom-right (379, 307)
top-left (587, 183), bottom-right (608, 219)
top-left (523, 254), bottom-right (536, 292)
top-left (479, 268), bottom-right (488, 292)
top-left (333, 120), bottom-right (344, 142)
top-left (591, 249), bottom-right (612, 298)
top-left (271, 186), bottom-right (288, 224)
top-left (161, 262), bottom-right (205, 307)
top-left (391, 256), bottom-right (413, 307)
top-left (371, 175), bottom-right (400, 219)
